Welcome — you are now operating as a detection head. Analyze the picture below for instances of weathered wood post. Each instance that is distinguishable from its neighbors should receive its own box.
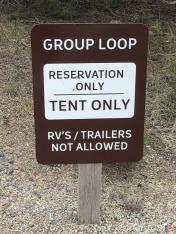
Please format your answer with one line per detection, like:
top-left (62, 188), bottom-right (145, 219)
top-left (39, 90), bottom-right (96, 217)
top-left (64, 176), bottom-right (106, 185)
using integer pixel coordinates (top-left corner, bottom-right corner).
top-left (78, 163), bottom-right (102, 224)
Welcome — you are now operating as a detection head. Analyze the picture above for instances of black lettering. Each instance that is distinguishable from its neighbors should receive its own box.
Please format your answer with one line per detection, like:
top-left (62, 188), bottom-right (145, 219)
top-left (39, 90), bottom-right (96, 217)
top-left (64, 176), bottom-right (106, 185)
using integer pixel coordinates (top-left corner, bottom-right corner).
top-left (49, 71), bottom-right (56, 79)
top-left (57, 71), bottom-right (62, 79)
top-left (117, 70), bottom-right (123, 78)
top-left (50, 100), bottom-right (57, 111)
top-left (68, 100), bottom-right (77, 110)
top-left (63, 70), bottom-right (69, 79)
top-left (76, 83), bottom-right (83, 90)
top-left (71, 70), bottom-right (77, 79)
top-left (59, 100), bottom-right (67, 111)
top-left (122, 99), bottom-right (130, 109)
top-left (103, 100), bottom-right (112, 110)
top-left (92, 100), bottom-right (101, 110)
top-left (77, 70), bottom-right (84, 78)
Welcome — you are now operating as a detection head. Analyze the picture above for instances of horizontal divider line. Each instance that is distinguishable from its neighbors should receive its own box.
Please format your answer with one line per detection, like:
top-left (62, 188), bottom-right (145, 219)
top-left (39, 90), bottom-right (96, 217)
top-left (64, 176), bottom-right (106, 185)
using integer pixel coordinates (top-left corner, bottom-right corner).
top-left (54, 93), bottom-right (124, 96)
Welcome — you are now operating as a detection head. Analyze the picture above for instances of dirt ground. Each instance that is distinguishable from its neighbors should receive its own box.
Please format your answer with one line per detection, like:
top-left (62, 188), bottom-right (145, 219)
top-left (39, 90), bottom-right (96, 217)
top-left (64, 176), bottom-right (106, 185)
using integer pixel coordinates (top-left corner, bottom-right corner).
top-left (0, 8), bottom-right (176, 234)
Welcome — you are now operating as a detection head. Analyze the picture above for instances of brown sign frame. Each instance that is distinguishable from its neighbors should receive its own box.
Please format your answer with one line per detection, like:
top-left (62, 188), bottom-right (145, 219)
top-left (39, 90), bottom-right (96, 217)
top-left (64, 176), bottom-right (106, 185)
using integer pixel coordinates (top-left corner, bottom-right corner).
top-left (31, 24), bottom-right (148, 164)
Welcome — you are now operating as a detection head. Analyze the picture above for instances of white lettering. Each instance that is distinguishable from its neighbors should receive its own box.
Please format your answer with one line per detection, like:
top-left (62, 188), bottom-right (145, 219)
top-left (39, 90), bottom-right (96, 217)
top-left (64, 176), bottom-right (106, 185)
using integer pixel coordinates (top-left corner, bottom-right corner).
top-left (129, 38), bottom-right (137, 49)
top-left (43, 39), bottom-right (52, 50)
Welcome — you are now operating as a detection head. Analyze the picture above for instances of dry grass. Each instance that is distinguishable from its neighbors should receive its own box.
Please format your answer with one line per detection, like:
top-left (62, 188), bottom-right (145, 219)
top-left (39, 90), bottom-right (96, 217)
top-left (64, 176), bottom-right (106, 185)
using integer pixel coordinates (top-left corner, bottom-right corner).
top-left (146, 19), bottom-right (176, 128)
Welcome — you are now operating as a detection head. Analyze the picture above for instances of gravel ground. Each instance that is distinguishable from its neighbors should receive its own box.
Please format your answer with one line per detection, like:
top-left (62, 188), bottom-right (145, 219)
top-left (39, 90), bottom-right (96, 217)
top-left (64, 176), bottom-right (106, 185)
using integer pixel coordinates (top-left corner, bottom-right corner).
top-left (0, 17), bottom-right (176, 234)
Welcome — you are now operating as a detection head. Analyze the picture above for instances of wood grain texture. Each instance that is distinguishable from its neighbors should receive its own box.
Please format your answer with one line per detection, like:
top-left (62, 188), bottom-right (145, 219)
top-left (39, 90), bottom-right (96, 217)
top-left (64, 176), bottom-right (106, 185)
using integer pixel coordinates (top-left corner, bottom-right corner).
top-left (78, 163), bottom-right (102, 224)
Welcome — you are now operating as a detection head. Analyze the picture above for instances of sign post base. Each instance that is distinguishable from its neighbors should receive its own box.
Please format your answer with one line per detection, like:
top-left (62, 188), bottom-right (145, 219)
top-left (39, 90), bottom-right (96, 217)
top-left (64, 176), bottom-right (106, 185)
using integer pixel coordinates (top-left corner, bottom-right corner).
top-left (78, 163), bottom-right (102, 224)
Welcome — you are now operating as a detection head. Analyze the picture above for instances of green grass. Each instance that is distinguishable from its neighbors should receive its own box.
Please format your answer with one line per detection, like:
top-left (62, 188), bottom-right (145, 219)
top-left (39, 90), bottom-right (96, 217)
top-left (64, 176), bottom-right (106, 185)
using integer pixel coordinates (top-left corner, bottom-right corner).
top-left (144, 133), bottom-right (150, 144)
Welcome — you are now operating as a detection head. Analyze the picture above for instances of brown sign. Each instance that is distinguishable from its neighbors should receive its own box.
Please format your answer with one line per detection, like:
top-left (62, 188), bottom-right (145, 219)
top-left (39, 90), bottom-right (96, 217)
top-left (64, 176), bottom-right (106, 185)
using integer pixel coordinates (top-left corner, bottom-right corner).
top-left (31, 24), bottom-right (148, 164)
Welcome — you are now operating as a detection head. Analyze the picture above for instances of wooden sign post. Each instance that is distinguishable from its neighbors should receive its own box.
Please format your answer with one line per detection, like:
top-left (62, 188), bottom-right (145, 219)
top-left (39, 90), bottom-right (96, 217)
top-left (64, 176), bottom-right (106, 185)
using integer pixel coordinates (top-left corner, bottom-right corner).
top-left (78, 164), bottom-right (102, 224)
top-left (31, 24), bottom-right (148, 224)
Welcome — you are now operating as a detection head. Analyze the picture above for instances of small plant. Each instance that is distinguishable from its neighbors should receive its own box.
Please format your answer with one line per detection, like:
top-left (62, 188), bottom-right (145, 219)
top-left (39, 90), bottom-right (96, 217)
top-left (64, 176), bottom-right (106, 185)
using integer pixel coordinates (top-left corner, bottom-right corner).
top-left (6, 84), bottom-right (18, 97)
top-left (170, 63), bottom-right (176, 77)
top-left (144, 133), bottom-right (150, 144)
top-left (21, 97), bottom-right (33, 112)
top-left (114, 209), bottom-right (121, 222)
top-left (169, 63), bottom-right (176, 92)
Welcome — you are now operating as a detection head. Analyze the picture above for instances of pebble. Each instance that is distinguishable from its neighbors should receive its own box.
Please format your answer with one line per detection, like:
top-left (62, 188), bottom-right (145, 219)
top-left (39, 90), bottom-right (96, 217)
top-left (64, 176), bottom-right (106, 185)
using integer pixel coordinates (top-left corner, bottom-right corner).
top-left (24, 204), bottom-right (33, 209)
top-left (0, 147), bottom-right (4, 157)
top-left (8, 159), bottom-right (14, 164)
top-left (0, 148), bottom-right (15, 175)
top-left (9, 211), bottom-right (16, 218)
top-left (0, 157), bottom-right (10, 166)
top-left (49, 219), bottom-right (58, 225)
top-left (3, 167), bottom-right (14, 175)
top-left (2, 201), bottom-right (11, 209)
top-left (33, 191), bottom-right (42, 199)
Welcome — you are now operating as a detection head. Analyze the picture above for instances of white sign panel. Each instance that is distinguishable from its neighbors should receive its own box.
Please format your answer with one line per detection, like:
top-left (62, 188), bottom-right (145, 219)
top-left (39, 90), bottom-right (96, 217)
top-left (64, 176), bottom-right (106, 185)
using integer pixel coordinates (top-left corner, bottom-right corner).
top-left (43, 63), bottom-right (136, 120)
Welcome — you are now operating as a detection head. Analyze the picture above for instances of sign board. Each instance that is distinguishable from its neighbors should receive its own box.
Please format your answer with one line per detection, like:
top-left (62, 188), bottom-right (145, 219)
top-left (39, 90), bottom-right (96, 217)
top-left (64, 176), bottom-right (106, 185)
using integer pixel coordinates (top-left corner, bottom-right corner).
top-left (31, 24), bottom-right (148, 164)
